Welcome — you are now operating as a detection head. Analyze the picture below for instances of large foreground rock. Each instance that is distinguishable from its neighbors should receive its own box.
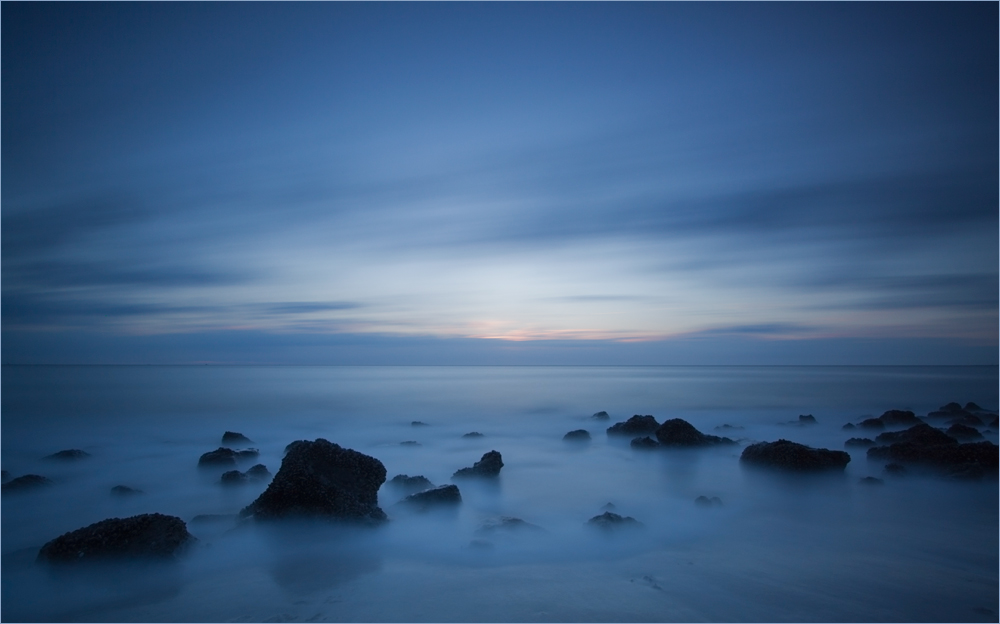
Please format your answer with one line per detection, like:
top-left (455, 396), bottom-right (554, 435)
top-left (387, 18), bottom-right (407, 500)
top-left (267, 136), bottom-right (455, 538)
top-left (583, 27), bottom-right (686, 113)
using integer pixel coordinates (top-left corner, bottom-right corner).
top-left (867, 424), bottom-right (998, 479)
top-left (655, 419), bottom-right (735, 447)
top-left (37, 513), bottom-right (195, 563)
top-left (607, 415), bottom-right (660, 436)
top-left (453, 450), bottom-right (503, 478)
top-left (240, 439), bottom-right (387, 523)
top-left (740, 439), bottom-right (850, 472)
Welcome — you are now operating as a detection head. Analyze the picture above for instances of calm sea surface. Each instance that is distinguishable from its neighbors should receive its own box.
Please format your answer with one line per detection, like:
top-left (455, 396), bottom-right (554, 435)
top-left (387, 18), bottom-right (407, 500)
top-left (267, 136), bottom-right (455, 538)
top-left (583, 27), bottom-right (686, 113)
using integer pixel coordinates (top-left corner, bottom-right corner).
top-left (2, 365), bottom-right (997, 622)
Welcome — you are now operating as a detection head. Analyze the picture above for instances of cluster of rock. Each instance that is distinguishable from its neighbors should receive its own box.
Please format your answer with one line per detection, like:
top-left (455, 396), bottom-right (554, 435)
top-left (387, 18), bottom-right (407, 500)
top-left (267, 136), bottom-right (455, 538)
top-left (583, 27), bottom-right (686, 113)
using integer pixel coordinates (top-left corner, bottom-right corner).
top-left (844, 409), bottom-right (923, 431)
top-left (221, 464), bottom-right (271, 485)
top-left (198, 447), bottom-right (259, 468)
top-left (866, 423), bottom-right (998, 479)
top-left (608, 416), bottom-right (735, 450)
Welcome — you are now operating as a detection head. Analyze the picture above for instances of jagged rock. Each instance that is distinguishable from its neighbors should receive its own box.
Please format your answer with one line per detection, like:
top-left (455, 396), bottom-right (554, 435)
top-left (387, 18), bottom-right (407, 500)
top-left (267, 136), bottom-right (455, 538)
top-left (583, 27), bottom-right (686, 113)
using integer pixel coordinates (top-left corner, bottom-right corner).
top-left (476, 516), bottom-right (543, 534)
top-left (586, 511), bottom-right (642, 530)
top-left (947, 423), bottom-right (984, 440)
top-left (246, 464), bottom-right (271, 480)
top-left (859, 477), bottom-right (884, 485)
top-left (845, 437), bottom-right (875, 448)
top-left (858, 418), bottom-right (885, 430)
top-left (878, 410), bottom-right (921, 427)
top-left (198, 448), bottom-right (238, 468)
top-left (630, 436), bottom-right (660, 449)
top-left (462, 432), bottom-right (484, 438)
top-left (110, 485), bottom-right (143, 496)
top-left (37, 513), bottom-right (195, 563)
top-left (400, 484), bottom-right (461, 509)
top-left (222, 431), bottom-right (253, 445)
top-left (411, 421), bottom-right (428, 427)
top-left (694, 496), bottom-right (722, 507)
top-left (43, 449), bottom-right (90, 461)
top-left (655, 419), bottom-right (735, 447)
top-left (842, 423), bottom-right (856, 430)
top-left (607, 415), bottom-right (660, 436)
top-left (221, 470), bottom-right (247, 485)
top-left (799, 415), bottom-right (817, 424)
top-left (868, 425), bottom-right (998, 479)
top-left (2, 474), bottom-right (53, 492)
top-left (740, 439), bottom-right (850, 472)
top-left (399, 441), bottom-right (421, 446)
top-left (884, 463), bottom-right (907, 475)
top-left (965, 402), bottom-right (985, 412)
top-left (592, 411), bottom-right (610, 420)
top-left (947, 414), bottom-right (985, 427)
top-left (222, 464), bottom-right (271, 485)
top-left (388, 474), bottom-right (434, 493)
top-left (875, 423), bottom-right (954, 446)
top-left (452, 450), bottom-right (503, 478)
top-left (928, 402), bottom-right (965, 418)
top-left (240, 439), bottom-right (387, 523)
top-left (563, 429), bottom-right (591, 441)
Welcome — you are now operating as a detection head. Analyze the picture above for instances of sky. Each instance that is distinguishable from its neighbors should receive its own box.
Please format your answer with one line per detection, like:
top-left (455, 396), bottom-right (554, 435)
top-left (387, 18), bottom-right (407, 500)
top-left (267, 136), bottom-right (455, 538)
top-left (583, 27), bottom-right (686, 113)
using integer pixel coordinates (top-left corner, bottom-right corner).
top-left (2, 2), bottom-right (997, 365)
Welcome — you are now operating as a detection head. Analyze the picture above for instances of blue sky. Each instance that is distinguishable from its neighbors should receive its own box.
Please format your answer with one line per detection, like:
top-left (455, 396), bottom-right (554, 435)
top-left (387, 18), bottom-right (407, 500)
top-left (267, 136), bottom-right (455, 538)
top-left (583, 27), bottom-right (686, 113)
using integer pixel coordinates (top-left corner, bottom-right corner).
top-left (2, 3), bottom-right (997, 365)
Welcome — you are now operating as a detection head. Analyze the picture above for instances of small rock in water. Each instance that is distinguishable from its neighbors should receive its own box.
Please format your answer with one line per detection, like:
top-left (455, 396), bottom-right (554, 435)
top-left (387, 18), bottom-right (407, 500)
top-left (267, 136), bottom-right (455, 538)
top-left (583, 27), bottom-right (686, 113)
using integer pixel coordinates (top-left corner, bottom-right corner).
top-left (235, 448), bottom-right (259, 460)
top-left (631, 436), bottom-right (660, 449)
top-left (198, 448), bottom-right (238, 468)
top-left (43, 449), bottom-right (91, 461)
top-left (221, 431), bottom-right (253, 445)
top-left (246, 464), bottom-right (271, 480)
top-left (388, 474), bottom-right (434, 493)
top-left (607, 415), bottom-right (660, 436)
top-left (845, 438), bottom-right (875, 448)
top-left (842, 423), bottom-right (856, 430)
top-left (411, 421), bottom-right (429, 427)
top-left (2, 474), bottom-right (53, 493)
top-left (586, 511), bottom-right (643, 531)
top-left (859, 476), bottom-right (884, 485)
top-left (563, 429), bottom-right (591, 441)
top-left (452, 450), bottom-right (504, 478)
top-left (37, 513), bottom-right (196, 563)
top-left (656, 419), bottom-right (735, 447)
top-left (221, 470), bottom-right (247, 485)
top-left (462, 432), bottom-right (484, 438)
top-left (476, 516), bottom-right (544, 535)
top-left (740, 439), bottom-right (850, 472)
top-left (400, 440), bottom-right (421, 446)
top-left (798, 414), bottom-right (817, 424)
top-left (947, 423), bottom-right (984, 440)
top-left (715, 424), bottom-right (744, 431)
top-left (694, 495), bottom-right (723, 507)
top-left (591, 411), bottom-right (610, 420)
top-left (110, 485), bottom-right (143, 496)
top-left (877, 410), bottom-right (921, 427)
top-left (400, 484), bottom-right (461, 509)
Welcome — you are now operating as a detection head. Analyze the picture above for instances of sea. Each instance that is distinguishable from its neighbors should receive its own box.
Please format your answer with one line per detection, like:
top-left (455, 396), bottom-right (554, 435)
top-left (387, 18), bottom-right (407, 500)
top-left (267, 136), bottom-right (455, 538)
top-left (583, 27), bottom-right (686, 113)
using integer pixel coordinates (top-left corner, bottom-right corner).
top-left (1, 365), bottom-right (997, 622)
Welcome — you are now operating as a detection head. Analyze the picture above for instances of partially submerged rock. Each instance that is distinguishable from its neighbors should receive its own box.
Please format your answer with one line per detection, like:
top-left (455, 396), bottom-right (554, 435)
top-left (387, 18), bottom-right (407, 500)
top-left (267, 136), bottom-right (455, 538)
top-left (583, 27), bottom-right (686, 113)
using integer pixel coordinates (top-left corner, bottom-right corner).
top-left (2, 474), bottom-right (53, 492)
top-left (198, 448), bottom-right (238, 468)
top-left (875, 423), bottom-right (954, 447)
top-left (388, 474), bottom-right (434, 493)
top-left (563, 429), bottom-right (591, 441)
top-left (845, 437), bottom-right (875, 448)
top-left (240, 439), bottom-right (387, 523)
top-left (452, 450), bottom-right (504, 478)
top-left (586, 511), bottom-right (643, 530)
top-left (655, 419), bottom-right (735, 447)
top-left (947, 423), bottom-right (984, 440)
top-left (222, 431), bottom-right (253, 445)
top-left (43, 449), bottom-right (91, 461)
top-left (222, 464), bottom-right (272, 485)
top-left (221, 470), bottom-right (247, 485)
top-left (798, 414), bottom-right (817, 424)
top-left (592, 411), bottom-right (610, 420)
top-left (740, 439), bottom-right (850, 472)
top-left (868, 424), bottom-right (998, 479)
top-left (878, 410), bottom-right (921, 427)
top-left (476, 516), bottom-right (544, 535)
top-left (859, 476), bottom-right (884, 485)
top-left (842, 423), bottom-right (856, 430)
top-left (399, 441), bottom-right (421, 446)
top-left (606, 415), bottom-right (660, 437)
top-left (37, 513), bottom-right (195, 563)
top-left (400, 484), bottom-right (461, 509)
top-left (462, 432), bottom-right (484, 438)
top-left (630, 436), bottom-right (660, 449)
top-left (110, 485), bottom-right (143, 496)
top-left (411, 421), bottom-right (429, 427)
top-left (246, 464), bottom-right (271, 480)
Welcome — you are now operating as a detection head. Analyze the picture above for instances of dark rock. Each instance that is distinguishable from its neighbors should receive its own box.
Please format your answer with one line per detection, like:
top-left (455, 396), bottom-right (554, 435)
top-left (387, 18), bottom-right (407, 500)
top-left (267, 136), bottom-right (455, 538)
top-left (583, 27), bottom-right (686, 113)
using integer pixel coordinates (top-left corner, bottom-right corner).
top-left (799, 414), bottom-right (817, 424)
top-left (2, 474), bottom-right (53, 492)
top-left (875, 423), bottom-right (954, 447)
top-left (411, 421), bottom-right (428, 427)
top-left (630, 436), bottom-right (660, 449)
top-left (655, 418), bottom-right (735, 447)
top-left (868, 424), bottom-right (998, 479)
top-left (476, 516), bottom-right (543, 535)
top-left (592, 411), bottom-right (610, 420)
top-left (462, 432), bottom-right (484, 438)
top-left (947, 423), bottom-right (984, 440)
top-left (235, 449), bottom-right (259, 460)
top-left (399, 441), bottom-right (421, 446)
top-left (198, 448), bottom-right (238, 468)
top-left (452, 450), bottom-right (503, 478)
top-left (221, 431), bottom-right (253, 445)
top-left (858, 418), bottom-right (885, 430)
top-left (842, 423), bottom-right (856, 430)
top-left (240, 439), bottom-right (387, 524)
top-left (221, 470), bottom-right (247, 485)
top-left (859, 476), bottom-right (884, 485)
top-left (878, 410), bottom-right (921, 427)
top-left (607, 415), bottom-right (660, 436)
top-left (928, 402), bottom-right (972, 419)
top-left (715, 424), bottom-right (744, 431)
top-left (43, 449), bottom-right (91, 461)
top-left (563, 429), bottom-right (591, 441)
top-left (884, 463), bottom-right (907, 475)
top-left (400, 484), bottom-right (461, 509)
top-left (845, 438), bottom-right (875, 448)
top-left (947, 414), bottom-right (985, 427)
top-left (388, 474), bottom-right (434, 493)
top-left (110, 485), bottom-right (143, 496)
top-left (964, 402), bottom-right (985, 412)
top-left (694, 496), bottom-right (722, 507)
top-left (586, 511), bottom-right (643, 530)
top-left (246, 464), bottom-right (271, 480)
top-left (37, 513), bottom-right (195, 563)
top-left (740, 439), bottom-right (850, 472)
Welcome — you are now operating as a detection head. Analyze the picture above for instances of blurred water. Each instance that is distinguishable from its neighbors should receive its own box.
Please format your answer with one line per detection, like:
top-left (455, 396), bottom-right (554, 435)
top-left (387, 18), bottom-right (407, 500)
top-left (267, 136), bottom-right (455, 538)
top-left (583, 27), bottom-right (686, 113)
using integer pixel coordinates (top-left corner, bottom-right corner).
top-left (1, 365), bottom-right (997, 622)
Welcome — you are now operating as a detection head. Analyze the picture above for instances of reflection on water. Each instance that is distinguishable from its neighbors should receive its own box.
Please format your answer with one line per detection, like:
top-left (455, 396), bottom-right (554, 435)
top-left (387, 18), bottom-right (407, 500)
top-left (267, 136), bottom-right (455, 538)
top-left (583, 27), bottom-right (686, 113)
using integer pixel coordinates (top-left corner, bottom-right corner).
top-left (1, 365), bottom-right (997, 622)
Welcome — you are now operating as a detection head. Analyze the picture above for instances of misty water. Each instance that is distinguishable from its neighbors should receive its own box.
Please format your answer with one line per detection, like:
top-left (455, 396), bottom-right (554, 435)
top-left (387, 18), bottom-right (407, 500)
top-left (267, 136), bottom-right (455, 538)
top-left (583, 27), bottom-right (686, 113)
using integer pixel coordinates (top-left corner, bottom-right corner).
top-left (1, 365), bottom-right (997, 622)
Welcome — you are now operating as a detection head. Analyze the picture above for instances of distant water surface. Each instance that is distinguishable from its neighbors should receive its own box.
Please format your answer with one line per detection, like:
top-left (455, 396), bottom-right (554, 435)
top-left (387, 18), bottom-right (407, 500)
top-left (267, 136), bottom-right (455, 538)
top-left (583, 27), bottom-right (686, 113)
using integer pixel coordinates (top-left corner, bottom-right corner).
top-left (2, 365), bottom-right (997, 622)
